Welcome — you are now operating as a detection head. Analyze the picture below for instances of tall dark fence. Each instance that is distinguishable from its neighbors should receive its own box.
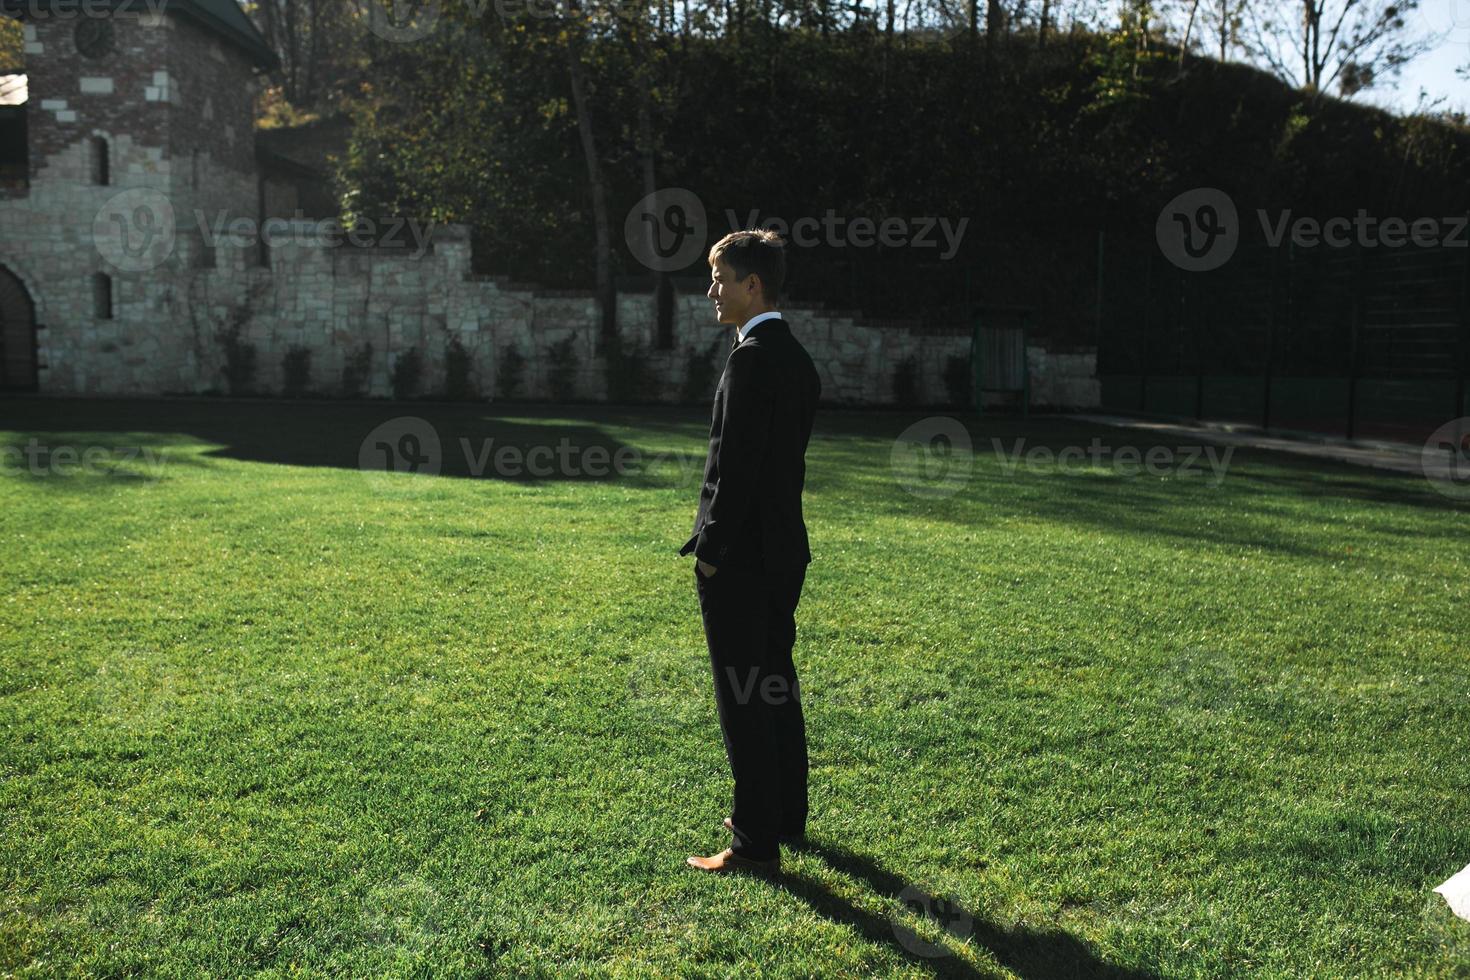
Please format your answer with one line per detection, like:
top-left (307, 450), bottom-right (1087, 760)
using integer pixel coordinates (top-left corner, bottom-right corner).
top-left (1097, 234), bottom-right (1470, 445)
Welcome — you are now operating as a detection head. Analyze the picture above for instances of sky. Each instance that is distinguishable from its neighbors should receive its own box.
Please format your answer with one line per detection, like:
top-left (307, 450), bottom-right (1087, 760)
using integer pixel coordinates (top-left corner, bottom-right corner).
top-left (1360, 0), bottom-right (1470, 115)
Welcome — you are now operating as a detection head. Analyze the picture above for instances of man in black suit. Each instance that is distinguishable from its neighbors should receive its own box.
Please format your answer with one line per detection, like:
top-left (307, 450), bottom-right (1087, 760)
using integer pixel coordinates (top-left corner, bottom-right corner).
top-left (681, 229), bottom-right (822, 877)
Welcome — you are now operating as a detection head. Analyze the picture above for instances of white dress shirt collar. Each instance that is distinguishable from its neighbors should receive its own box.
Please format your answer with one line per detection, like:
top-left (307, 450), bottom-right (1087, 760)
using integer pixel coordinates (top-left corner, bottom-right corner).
top-left (738, 310), bottom-right (783, 342)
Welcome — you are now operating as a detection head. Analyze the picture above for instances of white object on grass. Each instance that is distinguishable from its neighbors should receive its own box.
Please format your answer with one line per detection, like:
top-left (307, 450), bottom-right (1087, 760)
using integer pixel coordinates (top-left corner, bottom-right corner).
top-left (1435, 864), bottom-right (1470, 922)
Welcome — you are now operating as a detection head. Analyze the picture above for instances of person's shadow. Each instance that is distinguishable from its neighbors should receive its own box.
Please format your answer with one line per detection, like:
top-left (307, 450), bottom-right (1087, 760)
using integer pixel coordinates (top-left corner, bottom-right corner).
top-left (778, 839), bottom-right (1160, 980)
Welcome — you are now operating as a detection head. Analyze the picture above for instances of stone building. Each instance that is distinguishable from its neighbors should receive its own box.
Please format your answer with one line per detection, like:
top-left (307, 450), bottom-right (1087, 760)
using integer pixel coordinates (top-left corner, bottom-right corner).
top-left (0, 0), bottom-right (1098, 407)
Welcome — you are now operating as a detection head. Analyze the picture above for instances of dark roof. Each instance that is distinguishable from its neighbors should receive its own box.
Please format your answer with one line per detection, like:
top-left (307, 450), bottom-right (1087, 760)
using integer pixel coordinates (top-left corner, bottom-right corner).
top-left (4, 0), bottom-right (278, 71)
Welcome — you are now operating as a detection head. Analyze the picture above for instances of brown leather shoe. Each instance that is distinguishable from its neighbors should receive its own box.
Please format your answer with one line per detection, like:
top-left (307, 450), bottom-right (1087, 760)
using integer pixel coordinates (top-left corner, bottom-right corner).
top-left (686, 847), bottom-right (780, 877)
top-left (724, 817), bottom-right (807, 846)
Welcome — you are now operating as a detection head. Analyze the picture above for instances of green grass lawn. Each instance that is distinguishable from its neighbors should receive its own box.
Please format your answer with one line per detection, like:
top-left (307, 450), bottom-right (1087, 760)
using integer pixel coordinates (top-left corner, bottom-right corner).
top-left (2, 397), bottom-right (1467, 978)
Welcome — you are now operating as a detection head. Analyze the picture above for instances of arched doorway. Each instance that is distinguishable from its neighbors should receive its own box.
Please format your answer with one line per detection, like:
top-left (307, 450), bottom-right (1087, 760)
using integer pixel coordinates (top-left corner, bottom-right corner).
top-left (0, 264), bottom-right (38, 391)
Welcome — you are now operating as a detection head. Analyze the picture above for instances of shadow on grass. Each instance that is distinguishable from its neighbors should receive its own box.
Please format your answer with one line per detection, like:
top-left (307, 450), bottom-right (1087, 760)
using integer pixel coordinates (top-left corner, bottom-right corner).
top-left (0, 397), bottom-right (708, 487)
top-left (780, 839), bottom-right (1158, 980)
top-left (817, 415), bottom-right (1463, 561)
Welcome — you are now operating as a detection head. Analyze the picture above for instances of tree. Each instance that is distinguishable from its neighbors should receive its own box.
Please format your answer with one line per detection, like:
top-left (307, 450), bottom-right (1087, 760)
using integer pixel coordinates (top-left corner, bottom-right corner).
top-left (1200, 0), bottom-right (1251, 60)
top-left (1243, 0), bottom-right (1434, 99)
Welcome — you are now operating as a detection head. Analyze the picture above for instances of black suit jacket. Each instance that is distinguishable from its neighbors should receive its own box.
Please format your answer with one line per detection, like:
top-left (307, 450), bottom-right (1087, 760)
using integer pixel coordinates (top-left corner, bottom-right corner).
top-left (679, 317), bottom-right (822, 572)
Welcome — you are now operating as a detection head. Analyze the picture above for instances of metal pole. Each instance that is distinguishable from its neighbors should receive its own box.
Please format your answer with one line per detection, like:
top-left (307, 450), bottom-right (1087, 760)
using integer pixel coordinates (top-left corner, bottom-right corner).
top-left (1263, 244), bottom-right (1279, 432)
top-left (1347, 244), bottom-right (1364, 441)
top-left (1193, 272), bottom-right (1204, 421)
top-left (1095, 228), bottom-right (1105, 361)
top-left (1140, 248), bottom-right (1152, 414)
top-left (1457, 222), bottom-right (1469, 422)
top-left (1021, 311), bottom-right (1031, 418)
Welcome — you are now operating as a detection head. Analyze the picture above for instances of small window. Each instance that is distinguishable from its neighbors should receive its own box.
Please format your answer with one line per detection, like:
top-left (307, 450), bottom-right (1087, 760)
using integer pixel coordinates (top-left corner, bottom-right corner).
top-left (91, 136), bottom-right (108, 185)
top-left (93, 272), bottom-right (112, 319)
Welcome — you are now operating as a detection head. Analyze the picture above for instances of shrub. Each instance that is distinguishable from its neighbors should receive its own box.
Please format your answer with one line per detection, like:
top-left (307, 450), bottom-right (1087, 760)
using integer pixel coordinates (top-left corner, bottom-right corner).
top-left (341, 341), bottom-right (373, 398)
top-left (943, 353), bottom-right (973, 409)
top-left (680, 338), bottom-right (721, 405)
top-left (892, 354), bottom-right (919, 407)
top-left (445, 335), bottom-right (475, 400)
top-left (603, 333), bottom-right (658, 404)
top-left (391, 346), bottom-right (423, 400)
top-left (218, 322), bottom-right (256, 396)
top-left (496, 342), bottom-right (526, 400)
top-left (282, 345), bottom-right (312, 398)
top-left (546, 335), bottom-right (578, 402)
top-left (209, 288), bottom-right (264, 396)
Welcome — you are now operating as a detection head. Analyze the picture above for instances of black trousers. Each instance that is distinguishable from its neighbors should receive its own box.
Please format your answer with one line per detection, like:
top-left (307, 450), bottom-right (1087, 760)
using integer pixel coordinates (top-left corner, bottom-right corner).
top-left (694, 560), bottom-right (809, 861)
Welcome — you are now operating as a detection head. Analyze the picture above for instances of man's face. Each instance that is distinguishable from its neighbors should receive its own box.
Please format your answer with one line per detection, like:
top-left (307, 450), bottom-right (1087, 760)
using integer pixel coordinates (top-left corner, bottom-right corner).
top-left (707, 258), bottom-right (757, 326)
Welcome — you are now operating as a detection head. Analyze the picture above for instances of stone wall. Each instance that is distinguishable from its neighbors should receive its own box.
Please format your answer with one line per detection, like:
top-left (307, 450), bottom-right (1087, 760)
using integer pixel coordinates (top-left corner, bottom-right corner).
top-left (2, 212), bottom-right (1098, 405)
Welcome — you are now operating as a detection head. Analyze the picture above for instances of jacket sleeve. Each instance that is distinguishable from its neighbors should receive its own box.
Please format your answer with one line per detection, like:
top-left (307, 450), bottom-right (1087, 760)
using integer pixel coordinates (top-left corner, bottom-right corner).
top-left (692, 345), bottom-right (773, 565)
